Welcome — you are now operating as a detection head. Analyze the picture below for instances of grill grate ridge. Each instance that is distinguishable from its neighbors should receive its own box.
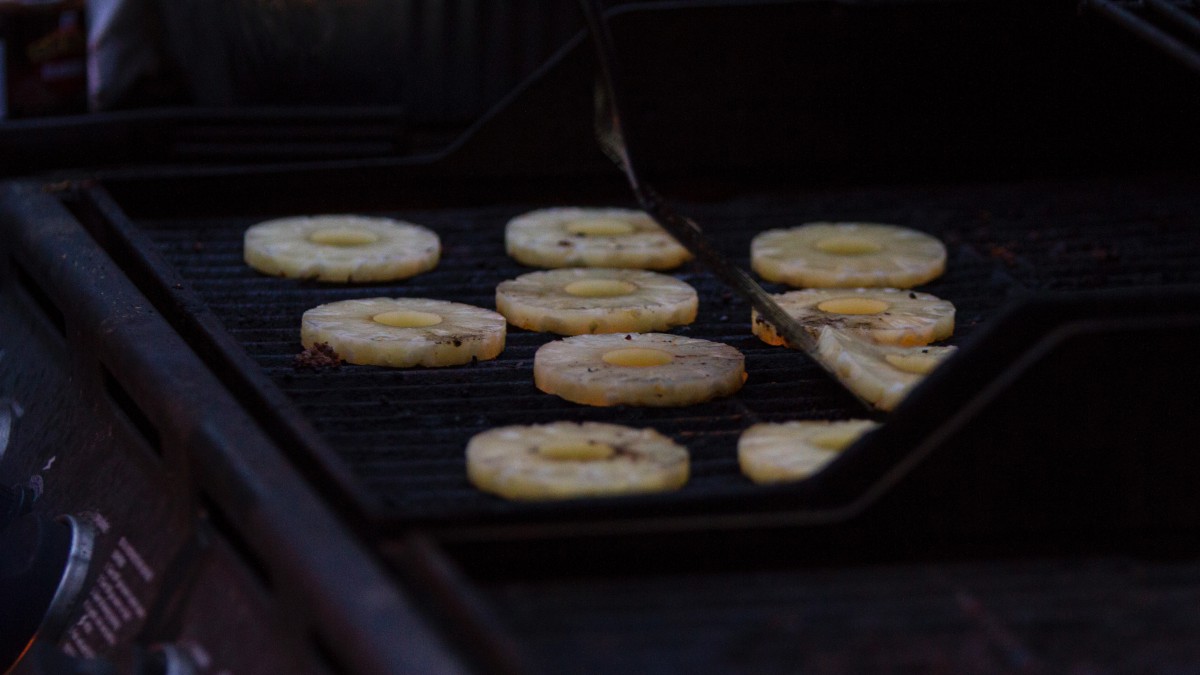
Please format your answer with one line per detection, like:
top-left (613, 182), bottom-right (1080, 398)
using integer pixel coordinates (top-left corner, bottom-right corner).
top-left (139, 177), bottom-right (1200, 523)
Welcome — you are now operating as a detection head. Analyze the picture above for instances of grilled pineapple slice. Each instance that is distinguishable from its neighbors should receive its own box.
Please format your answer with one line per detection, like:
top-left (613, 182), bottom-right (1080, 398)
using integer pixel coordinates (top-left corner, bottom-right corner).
top-left (300, 297), bottom-right (505, 367)
top-left (752, 288), bottom-right (955, 348)
top-left (505, 207), bottom-right (692, 270)
top-left (495, 268), bottom-right (698, 335)
top-left (466, 421), bottom-right (689, 500)
top-left (814, 326), bottom-right (957, 411)
top-left (751, 222), bottom-right (946, 288)
top-left (738, 419), bottom-right (879, 484)
top-left (534, 333), bottom-right (745, 407)
top-left (244, 214), bottom-right (440, 282)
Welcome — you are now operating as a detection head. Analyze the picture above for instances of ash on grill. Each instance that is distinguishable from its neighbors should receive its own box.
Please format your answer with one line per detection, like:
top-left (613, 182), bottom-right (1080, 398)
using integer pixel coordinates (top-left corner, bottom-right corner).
top-left (293, 342), bottom-right (343, 371)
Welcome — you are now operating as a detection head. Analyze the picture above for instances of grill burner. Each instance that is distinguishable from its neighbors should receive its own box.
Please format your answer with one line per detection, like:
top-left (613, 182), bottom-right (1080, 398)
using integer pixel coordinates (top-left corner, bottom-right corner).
top-left (90, 173), bottom-right (1200, 528)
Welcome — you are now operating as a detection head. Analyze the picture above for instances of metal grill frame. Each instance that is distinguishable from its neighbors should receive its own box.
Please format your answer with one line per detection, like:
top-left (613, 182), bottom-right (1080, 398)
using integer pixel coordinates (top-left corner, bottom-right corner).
top-left (72, 171), bottom-right (1200, 543)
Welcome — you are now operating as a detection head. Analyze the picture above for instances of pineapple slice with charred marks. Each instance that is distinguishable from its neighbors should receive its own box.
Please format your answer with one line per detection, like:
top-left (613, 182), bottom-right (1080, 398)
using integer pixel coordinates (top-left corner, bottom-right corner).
top-left (752, 288), bottom-right (955, 348)
top-left (495, 268), bottom-right (698, 335)
top-left (300, 297), bottom-right (505, 368)
top-left (751, 222), bottom-right (946, 288)
top-left (505, 207), bottom-right (692, 270)
top-left (534, 333), bottom-right (746, 407)
top-left (738, 419), bottom-right (879, 484)
top-left (814, 327), bottom-right (957, 411)
top-left (466, 421), bottom-right (689, 500)
top-left (244, 214), bottom-right (440, 282)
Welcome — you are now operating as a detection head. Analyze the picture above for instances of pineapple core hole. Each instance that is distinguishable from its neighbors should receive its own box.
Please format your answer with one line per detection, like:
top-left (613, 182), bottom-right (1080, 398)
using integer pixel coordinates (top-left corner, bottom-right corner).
top-left (817, 298), bottom-right (890, 315)
top-left (564, 279), bottom-right (637, 298)
top-left (885, 353), bottom-right (938, 374)
top-left (810, 428), bottom-right (860, 451)
top-left (309, 228), bottom-right (380, 246)
top-left (564, 218), bottom-right (636, 236)
top-left (372, 310), bottom-right (443, 328)
top-left (602, 348), bottom-right (673, 367)
top-left (538, 440), bottom-right (617, 461)
top-left (814, 236), bottom-right (883, 256)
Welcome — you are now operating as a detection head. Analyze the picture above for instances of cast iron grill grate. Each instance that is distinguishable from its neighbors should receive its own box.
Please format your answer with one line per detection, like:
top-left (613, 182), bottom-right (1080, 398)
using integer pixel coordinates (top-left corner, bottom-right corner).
top-left (138, 176), bottom-right (1200, 524)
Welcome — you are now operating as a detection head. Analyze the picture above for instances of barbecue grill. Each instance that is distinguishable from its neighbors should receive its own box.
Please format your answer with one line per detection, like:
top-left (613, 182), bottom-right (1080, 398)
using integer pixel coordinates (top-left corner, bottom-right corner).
top-left (4, 1), bottom-right (1200, 673)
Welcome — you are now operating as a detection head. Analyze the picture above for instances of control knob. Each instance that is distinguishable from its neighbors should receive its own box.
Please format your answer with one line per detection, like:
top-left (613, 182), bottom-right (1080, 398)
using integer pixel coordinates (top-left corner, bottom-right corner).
top-left (0, 514), bottom-right (94, 671)
top-left (6, 642), bottom-right (199, 675)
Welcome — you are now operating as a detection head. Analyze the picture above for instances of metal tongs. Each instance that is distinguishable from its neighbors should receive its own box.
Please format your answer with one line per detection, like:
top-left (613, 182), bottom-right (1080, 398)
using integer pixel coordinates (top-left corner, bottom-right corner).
top-left (577, 0), bottom-right (869, 406)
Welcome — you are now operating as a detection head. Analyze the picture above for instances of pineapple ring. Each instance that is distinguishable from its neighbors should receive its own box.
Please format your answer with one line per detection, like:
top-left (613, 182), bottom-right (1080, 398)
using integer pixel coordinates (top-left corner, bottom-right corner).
top-left (814, 327), bottom-right (957, 411)
top-left (466, 421), bottom-right (689, 500)
top-left (751, 222), bottom-right (946, 288)
top-left (738, 419), bottom-right (879, 484)
top-left (244, 214), bottom-right (440, 282)
top-left (495, 268), bottom-right (698, 335)
top-left (752, 288), bottom-right (955, 347)
top-left (534, 333), bottom-right (746, 407)
top-left (300, 297), bottom-right (505, 368)
top-left (505, 207), bottom-right (692, 270)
